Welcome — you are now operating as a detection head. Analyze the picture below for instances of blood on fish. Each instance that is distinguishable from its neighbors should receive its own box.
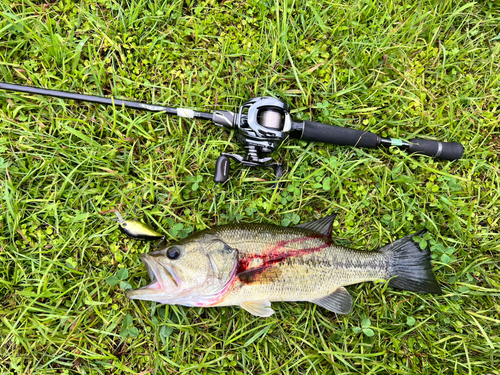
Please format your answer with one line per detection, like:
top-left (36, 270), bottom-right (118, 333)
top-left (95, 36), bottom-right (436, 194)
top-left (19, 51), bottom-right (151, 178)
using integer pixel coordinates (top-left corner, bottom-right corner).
top-left (237, 234), bottom-right (332, 284)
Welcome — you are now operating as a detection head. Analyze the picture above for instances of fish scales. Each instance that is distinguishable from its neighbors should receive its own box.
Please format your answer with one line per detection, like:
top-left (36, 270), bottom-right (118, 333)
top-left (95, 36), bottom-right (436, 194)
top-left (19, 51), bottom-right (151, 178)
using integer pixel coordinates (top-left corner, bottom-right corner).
top-left (205, 224), bottom-right (389, 306)
top-left (126, 216), bottom-right (442, 317)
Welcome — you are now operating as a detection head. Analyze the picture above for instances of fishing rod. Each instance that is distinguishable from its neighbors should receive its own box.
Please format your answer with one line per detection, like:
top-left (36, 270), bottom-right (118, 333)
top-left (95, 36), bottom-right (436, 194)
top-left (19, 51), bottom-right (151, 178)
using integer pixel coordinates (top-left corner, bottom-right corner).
top-left (0, 82), bottom-right (464, 182)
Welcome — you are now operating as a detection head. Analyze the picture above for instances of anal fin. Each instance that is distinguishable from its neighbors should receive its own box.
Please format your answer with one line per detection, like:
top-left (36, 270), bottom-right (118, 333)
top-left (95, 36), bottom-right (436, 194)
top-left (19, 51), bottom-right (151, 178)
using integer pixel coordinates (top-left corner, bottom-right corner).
top-left (309, 287), bottom-right (353, 314)
top-left (241, 300), bottom-right (275, 317)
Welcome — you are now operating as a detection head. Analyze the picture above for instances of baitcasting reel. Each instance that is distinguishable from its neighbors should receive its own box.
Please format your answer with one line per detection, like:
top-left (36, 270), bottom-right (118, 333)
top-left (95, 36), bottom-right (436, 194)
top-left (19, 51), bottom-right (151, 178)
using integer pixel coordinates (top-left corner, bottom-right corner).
top-left (212, 97), bottom-right (293, 182)
top-left (0, 82), bottom-right (464, 184)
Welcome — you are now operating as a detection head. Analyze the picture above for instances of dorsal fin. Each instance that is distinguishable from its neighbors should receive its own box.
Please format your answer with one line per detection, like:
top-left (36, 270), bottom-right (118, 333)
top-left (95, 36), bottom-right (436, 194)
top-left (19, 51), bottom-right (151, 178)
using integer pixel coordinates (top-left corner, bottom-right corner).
top-left (294, 214), bottom-right (336, 237)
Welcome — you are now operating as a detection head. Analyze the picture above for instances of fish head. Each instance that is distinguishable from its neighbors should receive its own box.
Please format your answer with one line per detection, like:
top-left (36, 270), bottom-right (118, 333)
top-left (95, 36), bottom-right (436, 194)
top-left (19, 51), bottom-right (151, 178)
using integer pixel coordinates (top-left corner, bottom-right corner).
top-left (126, 234), bottom-right (238, 306)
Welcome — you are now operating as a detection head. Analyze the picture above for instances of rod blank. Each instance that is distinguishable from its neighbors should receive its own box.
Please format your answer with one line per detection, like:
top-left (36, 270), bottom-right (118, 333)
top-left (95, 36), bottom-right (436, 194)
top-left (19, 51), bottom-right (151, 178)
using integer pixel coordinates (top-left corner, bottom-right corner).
top-left (0, 82), bottom-right (213, 120)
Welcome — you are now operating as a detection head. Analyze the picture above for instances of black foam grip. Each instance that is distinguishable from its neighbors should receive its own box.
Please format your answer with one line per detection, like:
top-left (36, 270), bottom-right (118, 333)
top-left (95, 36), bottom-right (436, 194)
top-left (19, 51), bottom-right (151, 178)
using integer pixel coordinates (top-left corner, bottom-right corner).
top-left (408, 138), bottom-right (464, 160)
top-left (301, 121), bottom-right (380, 148)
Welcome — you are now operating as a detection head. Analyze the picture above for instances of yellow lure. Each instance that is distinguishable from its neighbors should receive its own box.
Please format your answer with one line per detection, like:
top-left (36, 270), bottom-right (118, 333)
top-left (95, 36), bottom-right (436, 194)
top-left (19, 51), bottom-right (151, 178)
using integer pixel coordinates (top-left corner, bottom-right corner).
top-left (114, 211), bottom-right (164, 241)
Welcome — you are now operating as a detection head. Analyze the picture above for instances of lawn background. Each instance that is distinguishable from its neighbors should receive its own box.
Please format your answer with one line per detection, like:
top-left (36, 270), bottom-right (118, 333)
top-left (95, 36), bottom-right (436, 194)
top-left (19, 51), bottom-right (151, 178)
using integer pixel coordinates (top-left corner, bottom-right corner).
top-left (1, 0), bottom-right (499, 373)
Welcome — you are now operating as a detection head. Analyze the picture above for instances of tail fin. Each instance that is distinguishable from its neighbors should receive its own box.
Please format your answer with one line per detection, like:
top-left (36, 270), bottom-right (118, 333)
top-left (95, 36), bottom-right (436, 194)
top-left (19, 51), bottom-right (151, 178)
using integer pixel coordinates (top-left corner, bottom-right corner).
top-left (381, 231), bottom-right (442, 294)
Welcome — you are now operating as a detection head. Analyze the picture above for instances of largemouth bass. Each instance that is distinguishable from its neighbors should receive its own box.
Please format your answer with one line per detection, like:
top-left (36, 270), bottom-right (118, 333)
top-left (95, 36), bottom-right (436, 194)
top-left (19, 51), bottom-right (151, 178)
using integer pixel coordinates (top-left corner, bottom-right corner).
top-left (126, 215), bottom-right (441, 317)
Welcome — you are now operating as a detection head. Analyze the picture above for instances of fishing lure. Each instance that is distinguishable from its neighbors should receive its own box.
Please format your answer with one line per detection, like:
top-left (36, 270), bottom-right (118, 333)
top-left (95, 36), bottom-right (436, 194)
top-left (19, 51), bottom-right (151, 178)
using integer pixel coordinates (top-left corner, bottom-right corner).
top-left (114, 211), bottom-right (164, 241)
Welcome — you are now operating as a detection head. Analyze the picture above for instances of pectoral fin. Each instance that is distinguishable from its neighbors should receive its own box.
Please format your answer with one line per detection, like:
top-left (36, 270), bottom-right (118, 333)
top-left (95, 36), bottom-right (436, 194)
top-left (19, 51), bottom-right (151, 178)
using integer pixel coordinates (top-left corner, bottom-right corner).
top-left (309, 287), bottom-right (353, 314)
top-left (241, 300), bottom-right (275, 317)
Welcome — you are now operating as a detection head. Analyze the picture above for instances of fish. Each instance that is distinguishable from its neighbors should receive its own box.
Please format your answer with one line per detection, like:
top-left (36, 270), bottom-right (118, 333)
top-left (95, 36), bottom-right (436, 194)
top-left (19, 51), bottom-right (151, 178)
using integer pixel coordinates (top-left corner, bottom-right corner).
top-left (126, 215), bottom-right (442, 317)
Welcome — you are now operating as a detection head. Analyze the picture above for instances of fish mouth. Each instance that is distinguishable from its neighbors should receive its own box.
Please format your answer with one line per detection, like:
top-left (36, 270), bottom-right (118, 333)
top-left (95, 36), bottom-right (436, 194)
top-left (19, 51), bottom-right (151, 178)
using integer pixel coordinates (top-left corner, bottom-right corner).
top-left (139, 253), bottom-right (181, 287)
top-left (140, 253), bottom-right (159, 285)
top-left (125, 254), bottom-right (180, 302)
top-left (125, 254), bottom-right (164, 301)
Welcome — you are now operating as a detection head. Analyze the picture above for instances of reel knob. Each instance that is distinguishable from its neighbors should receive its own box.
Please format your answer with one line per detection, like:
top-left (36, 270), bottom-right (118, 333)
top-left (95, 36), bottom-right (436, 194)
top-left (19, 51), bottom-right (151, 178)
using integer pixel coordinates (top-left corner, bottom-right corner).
top-left (214, 154), bottom-right (230, 183)
top-left (274, 164), bottom-right (283, 178)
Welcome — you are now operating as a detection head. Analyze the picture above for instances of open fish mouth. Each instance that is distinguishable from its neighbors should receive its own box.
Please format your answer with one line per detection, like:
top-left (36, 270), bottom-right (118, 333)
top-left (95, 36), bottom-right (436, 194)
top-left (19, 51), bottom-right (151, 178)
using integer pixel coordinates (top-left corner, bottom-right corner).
top-left (125, 253), bottom-right (184, 302)
top-left (140, 253), bottom-right (158, 285)
top-left (125, 254), bottom-right (164, 301)
top-left (143, 254), bottom-right (182, 288)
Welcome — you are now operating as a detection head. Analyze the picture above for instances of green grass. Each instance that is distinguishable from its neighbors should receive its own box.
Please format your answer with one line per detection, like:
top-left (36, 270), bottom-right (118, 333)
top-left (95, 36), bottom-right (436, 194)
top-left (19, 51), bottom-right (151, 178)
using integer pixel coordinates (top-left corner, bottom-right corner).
top-left (1, 0), bottom-right (499, 373)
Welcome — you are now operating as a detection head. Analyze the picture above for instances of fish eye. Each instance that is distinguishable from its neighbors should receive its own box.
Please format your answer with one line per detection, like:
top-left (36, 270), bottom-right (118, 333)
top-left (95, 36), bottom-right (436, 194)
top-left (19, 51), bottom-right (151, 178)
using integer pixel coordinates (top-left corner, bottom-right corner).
top-left (167, 247), bottom-right (181, 260)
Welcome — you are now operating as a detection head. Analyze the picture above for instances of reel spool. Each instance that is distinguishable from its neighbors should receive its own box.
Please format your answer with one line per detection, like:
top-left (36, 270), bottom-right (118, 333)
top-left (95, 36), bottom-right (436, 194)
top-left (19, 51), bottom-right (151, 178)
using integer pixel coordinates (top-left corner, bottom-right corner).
top-left (213, 97), bottom-right (292, 183)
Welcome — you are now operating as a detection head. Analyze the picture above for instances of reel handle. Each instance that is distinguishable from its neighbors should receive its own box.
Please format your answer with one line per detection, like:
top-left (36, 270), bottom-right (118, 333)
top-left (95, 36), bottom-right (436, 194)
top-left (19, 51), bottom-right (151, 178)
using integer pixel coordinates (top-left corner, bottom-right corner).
top-left (297, 120), bottom-right (463, 161)
top-left (213, 153), bottom-right (283, 183)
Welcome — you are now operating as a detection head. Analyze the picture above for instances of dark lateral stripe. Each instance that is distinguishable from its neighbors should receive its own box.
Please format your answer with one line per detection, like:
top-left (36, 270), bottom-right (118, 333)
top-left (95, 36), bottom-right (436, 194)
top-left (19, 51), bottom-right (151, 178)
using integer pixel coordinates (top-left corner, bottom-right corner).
top-left (238, 266), bottom-right (282, 284)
